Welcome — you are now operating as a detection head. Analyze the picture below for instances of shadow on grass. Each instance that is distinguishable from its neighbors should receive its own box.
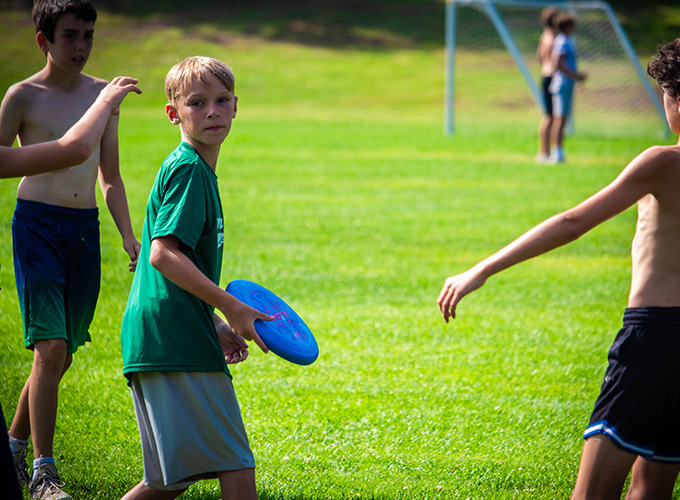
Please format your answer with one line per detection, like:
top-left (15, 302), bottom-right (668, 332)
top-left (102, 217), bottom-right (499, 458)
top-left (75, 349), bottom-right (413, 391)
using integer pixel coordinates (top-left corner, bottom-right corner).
top-left (0, 0), bottom-right (445, 49)
top-left (2, 0), bottom-right (678, 51)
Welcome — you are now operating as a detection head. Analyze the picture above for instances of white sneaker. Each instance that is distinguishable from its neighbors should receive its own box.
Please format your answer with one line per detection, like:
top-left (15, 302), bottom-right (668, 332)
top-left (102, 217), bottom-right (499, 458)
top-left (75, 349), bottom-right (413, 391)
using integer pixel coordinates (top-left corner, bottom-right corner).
top-left (28, 462), bottom-right (72, 500)
top-left (535, 153), bottom-right (550, 164)
top-left (550, 150), bottom-right (565, 163)
top-left (12, 447), bottom-right (30, 489)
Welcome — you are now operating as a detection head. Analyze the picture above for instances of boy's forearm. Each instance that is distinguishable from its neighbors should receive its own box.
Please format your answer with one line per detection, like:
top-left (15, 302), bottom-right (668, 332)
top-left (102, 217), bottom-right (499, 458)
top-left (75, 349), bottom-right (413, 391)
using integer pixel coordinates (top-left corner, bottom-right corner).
top-left (557, 59), bottom-right (584, 81)
top-left (103, 182), bottom-right (135, 239)
top-left (0, 143), bottom-right (80, 178)
top-left (150, 240), bottom-right (242, 315)
top-left (60, 99), bottom-right (114, 161)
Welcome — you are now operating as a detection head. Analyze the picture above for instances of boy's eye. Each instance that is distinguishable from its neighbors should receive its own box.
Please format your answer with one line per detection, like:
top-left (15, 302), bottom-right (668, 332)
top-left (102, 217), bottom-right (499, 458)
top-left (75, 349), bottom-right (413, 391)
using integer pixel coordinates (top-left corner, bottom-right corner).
top-left (190, 101), bottom-right (203, 107)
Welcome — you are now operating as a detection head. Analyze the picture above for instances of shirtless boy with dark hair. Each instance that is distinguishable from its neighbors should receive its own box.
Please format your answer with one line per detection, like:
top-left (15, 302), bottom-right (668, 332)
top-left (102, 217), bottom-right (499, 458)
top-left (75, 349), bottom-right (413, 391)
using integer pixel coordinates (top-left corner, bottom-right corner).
top-left (438, 38), bottom-right (680, 499)
top-left (0, 1), bottom-right (140, 498)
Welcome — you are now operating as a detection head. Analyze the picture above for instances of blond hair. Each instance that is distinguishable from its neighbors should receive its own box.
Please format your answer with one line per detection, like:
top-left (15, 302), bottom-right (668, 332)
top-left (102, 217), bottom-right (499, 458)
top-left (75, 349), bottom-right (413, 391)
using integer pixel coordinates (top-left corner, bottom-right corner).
top-left (165, 56), bottom-right (235, 105)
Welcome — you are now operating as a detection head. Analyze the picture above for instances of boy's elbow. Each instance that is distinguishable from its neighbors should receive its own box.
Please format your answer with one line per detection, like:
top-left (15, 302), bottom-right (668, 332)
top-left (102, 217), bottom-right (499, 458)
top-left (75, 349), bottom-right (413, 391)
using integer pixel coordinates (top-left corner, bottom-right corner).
top-left (559, 212), bottom-right (589, 242)
top-left (148, 242), bottom-right (166, 271)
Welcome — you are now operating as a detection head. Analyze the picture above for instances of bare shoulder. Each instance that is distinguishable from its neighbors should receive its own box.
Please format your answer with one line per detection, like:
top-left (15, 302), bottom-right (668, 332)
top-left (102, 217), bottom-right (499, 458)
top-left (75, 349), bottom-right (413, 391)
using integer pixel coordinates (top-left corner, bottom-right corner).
top-left (626, 144), bottom-right (680, 197)
top-left (625, 144), bottom-right (680, 174)
top-left (0, 75), bottom-right (51, 143)
top-left (1, 74), bottom-right (48, 107)
top-left (539, 30), bottom-right (554, 46)
top-left (641, 144), bottom-right (680, 160)
top-left (81, 73), bottom-right (108, 92)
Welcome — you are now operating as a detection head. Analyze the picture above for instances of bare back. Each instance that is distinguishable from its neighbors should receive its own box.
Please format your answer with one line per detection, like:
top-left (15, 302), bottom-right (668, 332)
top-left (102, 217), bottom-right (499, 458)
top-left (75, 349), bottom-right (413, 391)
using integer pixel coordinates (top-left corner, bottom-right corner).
top-left (0, 71), bottom-right (107, 208)
top-left (629, 146), bottom-right (680, 307)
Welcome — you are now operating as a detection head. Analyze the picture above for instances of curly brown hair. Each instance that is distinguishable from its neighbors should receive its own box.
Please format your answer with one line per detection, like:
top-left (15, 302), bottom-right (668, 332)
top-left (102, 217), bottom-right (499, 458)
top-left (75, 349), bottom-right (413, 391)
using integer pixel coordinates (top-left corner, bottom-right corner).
top-left (647, 38), bottom-right (680, 98)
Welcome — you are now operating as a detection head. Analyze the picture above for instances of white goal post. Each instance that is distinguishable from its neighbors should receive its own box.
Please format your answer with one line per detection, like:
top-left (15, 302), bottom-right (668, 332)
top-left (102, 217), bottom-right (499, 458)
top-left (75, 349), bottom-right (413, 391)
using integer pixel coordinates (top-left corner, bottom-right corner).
top-left (444, 0), bottom-right (668, 138)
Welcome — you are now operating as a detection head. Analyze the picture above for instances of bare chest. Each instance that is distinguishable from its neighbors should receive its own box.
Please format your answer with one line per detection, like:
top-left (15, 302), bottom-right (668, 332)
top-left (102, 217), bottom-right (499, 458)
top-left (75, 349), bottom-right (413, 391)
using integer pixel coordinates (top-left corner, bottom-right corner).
top-left (20, 87), bottom-right (99, 144)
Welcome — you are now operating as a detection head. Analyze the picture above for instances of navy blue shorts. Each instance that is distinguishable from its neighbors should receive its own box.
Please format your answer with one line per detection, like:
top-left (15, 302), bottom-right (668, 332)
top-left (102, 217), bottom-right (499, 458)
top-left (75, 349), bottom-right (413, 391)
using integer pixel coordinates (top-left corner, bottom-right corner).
top-left (541, 76), bottom-right (553, 116)
top-left (12, 199), bottom-right (100, 354)
top-left (585, 307), bottom-right (680, 463)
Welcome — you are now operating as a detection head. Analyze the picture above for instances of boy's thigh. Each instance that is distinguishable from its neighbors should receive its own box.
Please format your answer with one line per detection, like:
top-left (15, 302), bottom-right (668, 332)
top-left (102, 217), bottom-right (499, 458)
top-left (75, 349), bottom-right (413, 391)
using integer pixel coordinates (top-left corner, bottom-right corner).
top-left (629, 457), bottom-right (680, 498)
top-left (573, 434), bottom-right (636, 499)
top-left (541, 76), bottom-right (553, 115)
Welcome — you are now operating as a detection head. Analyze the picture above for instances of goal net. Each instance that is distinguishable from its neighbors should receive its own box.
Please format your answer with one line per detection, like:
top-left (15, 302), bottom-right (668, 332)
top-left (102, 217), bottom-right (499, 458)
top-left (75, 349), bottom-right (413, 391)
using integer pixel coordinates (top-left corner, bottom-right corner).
top-left (445, 0), bottom-right (668, 139)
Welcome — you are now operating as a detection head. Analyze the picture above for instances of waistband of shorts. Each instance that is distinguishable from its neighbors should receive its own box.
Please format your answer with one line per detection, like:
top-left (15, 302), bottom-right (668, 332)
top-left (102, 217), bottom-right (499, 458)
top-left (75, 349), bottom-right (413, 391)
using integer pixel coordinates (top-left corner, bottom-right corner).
top-left (15, 198), bottom-right (98, 219)
top-left (623, 307), bottom-right (680, 326)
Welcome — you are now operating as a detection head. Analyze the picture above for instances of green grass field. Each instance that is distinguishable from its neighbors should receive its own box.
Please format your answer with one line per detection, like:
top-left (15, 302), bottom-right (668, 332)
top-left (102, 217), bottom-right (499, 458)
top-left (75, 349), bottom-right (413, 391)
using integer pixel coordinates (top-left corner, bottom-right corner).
top-left (0, 5), bottom-right (679, 499)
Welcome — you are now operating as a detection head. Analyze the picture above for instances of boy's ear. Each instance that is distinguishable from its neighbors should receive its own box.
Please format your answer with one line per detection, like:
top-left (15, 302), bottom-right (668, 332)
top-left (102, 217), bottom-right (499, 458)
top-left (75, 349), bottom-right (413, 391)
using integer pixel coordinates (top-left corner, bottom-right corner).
top-left (165, 104), bottom-right (180, 125)
top-left (36, 31), bottom-right (50, 56)
top-left (233, 95), bottom-right (238, 119)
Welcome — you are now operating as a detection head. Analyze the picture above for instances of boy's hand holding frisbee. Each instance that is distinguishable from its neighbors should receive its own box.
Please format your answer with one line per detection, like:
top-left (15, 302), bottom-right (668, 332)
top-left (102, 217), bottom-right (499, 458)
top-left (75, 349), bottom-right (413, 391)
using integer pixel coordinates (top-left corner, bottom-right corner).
top-left (220, 298), bottom-right (272, 354)
top-left (226, 280), bottom-right (319, 365)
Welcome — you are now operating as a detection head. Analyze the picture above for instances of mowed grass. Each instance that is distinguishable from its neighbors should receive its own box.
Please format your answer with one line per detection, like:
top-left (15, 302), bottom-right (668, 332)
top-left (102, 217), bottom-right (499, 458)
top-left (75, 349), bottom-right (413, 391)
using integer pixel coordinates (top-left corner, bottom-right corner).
top-left (0, 8), bottom-right (677, 499)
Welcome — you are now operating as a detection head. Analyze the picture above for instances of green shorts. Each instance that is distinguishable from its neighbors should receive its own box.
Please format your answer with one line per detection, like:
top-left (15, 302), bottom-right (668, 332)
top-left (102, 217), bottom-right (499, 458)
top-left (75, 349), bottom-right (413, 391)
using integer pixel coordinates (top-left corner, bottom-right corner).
top-left (12, 199), bottom-right (100, 354)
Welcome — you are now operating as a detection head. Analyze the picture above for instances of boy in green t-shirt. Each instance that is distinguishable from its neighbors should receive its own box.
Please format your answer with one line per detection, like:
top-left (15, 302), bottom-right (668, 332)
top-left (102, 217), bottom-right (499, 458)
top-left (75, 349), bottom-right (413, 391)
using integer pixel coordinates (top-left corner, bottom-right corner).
top-left (120, 56), bottom-right (271, 500)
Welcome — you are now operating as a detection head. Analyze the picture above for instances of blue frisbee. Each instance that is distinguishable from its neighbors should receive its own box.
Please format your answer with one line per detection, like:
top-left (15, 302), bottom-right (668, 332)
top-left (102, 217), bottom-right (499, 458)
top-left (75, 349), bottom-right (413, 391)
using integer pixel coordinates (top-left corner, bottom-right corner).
top-left (226, 280), bottom-right (319, 365)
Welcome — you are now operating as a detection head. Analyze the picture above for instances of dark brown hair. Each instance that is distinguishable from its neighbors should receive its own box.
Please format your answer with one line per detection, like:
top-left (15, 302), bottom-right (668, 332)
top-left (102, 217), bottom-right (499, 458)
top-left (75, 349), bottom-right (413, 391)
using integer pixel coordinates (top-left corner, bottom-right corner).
top-left (32, 0), bottom-right (97, 42)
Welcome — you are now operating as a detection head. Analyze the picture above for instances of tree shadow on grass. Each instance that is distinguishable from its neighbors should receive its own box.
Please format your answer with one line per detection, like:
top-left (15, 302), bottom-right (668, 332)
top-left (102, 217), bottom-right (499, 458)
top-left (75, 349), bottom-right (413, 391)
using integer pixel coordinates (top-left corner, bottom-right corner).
top-left (3, 0), bottom-right (679, 51)
top-left (1, 0), bottom-right (446, 49)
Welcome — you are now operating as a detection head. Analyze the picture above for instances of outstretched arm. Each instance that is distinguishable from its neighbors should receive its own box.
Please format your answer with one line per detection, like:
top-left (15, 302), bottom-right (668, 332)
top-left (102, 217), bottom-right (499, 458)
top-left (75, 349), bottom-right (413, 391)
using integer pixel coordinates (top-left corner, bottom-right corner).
top-left (437, 147), bottom-right (665, 322)
top-left (0, 76), bottom-right (141, 179)
top-left (150, 235), bottom-right (272, 353)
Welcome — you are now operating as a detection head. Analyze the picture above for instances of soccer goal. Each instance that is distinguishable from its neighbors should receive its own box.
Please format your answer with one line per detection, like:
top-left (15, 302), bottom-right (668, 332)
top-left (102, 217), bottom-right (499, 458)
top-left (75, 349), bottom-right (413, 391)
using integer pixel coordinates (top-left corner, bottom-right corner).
top-left (444, 0), bottom-right (668, 138)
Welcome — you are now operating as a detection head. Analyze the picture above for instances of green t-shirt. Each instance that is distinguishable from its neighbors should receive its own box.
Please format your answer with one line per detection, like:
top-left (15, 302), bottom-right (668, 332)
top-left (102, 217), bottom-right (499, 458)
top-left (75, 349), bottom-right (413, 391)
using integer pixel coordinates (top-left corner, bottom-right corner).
top-left (121, 142), bottom-right (228, 377)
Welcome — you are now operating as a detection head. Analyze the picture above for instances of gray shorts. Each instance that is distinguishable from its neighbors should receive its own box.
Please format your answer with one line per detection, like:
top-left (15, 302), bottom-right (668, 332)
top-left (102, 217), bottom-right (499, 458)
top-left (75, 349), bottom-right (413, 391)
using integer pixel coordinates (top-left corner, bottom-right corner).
top-left (129, 371), bottom-right (255, 490)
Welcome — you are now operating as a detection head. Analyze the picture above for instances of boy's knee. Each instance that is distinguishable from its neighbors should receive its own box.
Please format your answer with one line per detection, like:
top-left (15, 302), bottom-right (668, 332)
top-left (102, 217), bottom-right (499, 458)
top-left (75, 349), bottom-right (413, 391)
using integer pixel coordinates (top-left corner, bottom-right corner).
top-left (33, 339), bottom-right (69, 372)
top-left (218, 467), bottom-right (257, 498)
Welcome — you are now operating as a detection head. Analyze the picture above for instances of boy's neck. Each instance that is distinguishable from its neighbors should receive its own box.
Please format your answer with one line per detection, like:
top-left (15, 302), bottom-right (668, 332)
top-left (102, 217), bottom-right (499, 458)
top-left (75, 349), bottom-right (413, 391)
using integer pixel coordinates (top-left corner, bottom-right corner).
top-left (183, 139), bottom-right (221, 171)
top-left (40, 60), bottom-right (85, 91)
